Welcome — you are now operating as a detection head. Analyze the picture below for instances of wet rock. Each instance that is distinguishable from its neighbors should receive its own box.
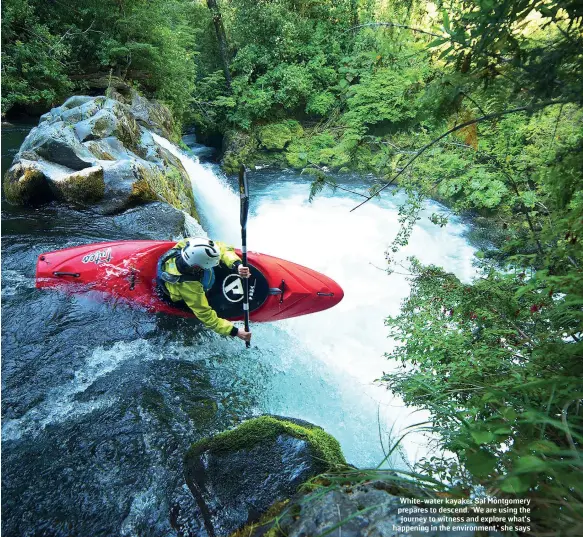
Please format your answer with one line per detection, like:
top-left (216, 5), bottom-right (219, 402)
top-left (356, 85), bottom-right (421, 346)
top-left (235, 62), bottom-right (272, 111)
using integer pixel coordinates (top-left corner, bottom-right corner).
top-left (48, 165), bottom-right (105, 204)
top-left (96, 159), bottom-right (156, 213)
top-left (4, 94), bottom-right (197, 218)
top-left (3, 160), bottom-right (52, 204)
top-left (222, 130), bottom-right (259, 175)
top-left (184, 415), bottom-right (346, 537)
top-left (112, 202), bottom-right (187, 240)
top-left (129, 90), bottom-right (176, 141)
top-left (18, 120), bottom-right (96, 170)
top-left (237, 480), bottom-right (504, 537)
top-left (83, 136), bottom-right (133, 161)
top-left (74, 105), bottom-right (140, 149)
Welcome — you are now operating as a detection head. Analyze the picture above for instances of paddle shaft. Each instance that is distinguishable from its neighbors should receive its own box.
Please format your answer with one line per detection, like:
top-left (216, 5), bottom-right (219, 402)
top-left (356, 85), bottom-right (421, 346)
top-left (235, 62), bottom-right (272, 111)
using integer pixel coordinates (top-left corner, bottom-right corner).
top-left (239, 165), bottom-right (251, 348)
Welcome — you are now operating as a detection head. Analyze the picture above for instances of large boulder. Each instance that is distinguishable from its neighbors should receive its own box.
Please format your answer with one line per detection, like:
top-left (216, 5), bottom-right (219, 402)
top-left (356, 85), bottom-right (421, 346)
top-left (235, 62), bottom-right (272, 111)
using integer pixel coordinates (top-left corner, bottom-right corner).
top-left (184, 416), bottom-right (346, 537)
top-left (3, 94), bottom-right (196, 216)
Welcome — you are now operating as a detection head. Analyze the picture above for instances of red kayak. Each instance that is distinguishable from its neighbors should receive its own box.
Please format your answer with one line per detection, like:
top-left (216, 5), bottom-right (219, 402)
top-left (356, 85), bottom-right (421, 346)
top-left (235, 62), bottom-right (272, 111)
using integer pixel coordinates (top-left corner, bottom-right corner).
top-left (35, 241), bottom-right (343, 322)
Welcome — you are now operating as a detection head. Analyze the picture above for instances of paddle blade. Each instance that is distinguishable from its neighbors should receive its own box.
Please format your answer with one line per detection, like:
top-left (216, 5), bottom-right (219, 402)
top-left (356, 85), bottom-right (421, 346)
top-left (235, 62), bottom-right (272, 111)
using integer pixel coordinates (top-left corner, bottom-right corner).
top-left (238, 165), bottom-right (249, 229)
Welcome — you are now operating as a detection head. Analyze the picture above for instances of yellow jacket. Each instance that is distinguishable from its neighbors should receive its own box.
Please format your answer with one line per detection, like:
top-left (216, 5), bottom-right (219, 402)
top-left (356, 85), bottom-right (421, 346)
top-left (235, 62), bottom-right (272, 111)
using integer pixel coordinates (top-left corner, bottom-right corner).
top-left (162, 239), bottom-right (241, 336)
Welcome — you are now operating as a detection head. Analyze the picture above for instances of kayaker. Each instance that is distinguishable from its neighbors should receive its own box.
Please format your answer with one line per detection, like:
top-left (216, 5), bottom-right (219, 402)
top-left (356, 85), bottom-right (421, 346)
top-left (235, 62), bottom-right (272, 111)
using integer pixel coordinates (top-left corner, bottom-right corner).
top-left (156, 237), bottom-right (252, 343)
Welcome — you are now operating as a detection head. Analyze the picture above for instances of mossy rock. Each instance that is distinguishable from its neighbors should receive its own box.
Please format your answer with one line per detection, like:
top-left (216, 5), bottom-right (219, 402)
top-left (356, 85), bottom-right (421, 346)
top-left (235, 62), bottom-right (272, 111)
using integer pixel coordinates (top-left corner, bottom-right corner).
top-left (3, 161), bottom-right (52, 204)
top-left (222, 130), bottom-right (259, 174)
top-left (50, 166), bottom-right (105, 204)
top-left (187, 415), bottom-right (345, 470)
top-left (184, 416), bottom-right (346, 537)
top-left (136, 163), bottom-right (198, 219)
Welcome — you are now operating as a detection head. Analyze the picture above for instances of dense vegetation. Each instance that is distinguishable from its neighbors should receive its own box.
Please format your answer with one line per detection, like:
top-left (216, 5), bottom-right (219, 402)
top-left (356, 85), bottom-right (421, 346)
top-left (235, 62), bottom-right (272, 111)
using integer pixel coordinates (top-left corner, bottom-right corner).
top-left (3, 0), bottom-right (582, 534)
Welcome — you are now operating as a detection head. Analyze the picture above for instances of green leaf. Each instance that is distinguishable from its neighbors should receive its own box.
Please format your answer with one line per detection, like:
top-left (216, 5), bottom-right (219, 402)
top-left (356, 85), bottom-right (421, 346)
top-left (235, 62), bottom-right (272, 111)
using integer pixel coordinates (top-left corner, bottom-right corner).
top-left (427, 38), bottom-right (449, 48)
top-left (528, 440), bottom-right (560, 454)
top-left (439, 46), bottom-right (454, 60)
top-left (515, 455), bottom-right (546, 473)
top-left (500, 408), bottom-right (517, 422)
top-left (442, 10), bottom-right (450, 33)
top-left (500, 476), bottom-right (530, 493)
top-left (471, 430), bottom-right (496, 445)
top-left (465, 449), bottom-right (497, 477)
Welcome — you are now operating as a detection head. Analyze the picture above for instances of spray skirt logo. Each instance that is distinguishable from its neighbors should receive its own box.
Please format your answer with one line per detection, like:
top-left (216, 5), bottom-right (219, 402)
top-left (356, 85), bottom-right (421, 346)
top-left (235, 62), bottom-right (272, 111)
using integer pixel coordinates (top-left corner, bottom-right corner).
top-left (82, 248), bottom-right (112, 265)
top-left (222, 274), bottom-right (244, 303)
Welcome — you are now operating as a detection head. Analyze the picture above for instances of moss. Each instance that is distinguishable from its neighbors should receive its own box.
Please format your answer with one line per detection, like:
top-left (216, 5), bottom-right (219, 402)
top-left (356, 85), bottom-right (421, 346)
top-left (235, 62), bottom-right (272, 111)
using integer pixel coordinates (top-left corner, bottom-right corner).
top-left (222, 130), bottom-right (259, 174)
top-left (228, 500), bottom-right (290, 537)
top-left (116, 115), bottom-right (141, 153)
top-left (57, 167), bottom-right (105, 203)
top-left (284, 120), bottom-right (304, 138)
top-left (84, 141), bottom-right (115, 160)
top-left (285, 140), bottom-right (309, 168)
top-left (186, 416), bottom-right (347, 471)
top-left (135, 163), bottom-right (199, 220)
top-left (4, 165), bottom-right (49, 204)
top-left (130, 177), bottom-right (158, 204)
top-left (92, 115), bottom-right (112, 138)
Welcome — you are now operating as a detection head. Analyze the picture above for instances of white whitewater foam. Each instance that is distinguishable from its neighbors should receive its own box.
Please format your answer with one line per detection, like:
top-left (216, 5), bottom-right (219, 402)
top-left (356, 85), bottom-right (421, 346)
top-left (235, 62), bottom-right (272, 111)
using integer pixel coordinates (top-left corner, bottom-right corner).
top-left (2, 340), bottom-right (155, 441)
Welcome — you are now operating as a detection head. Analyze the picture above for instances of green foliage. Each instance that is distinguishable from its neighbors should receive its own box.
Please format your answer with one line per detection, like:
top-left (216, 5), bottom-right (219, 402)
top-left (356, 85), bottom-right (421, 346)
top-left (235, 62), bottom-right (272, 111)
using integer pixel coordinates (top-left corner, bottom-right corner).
top-left (1, 0), bottom-right (73, 114)
top-left (1, 0), bottom-right (198, 122)
top-left (257, 121), bottom-right (303, 150)
top-left (383, 258), bottom-right (583, 531)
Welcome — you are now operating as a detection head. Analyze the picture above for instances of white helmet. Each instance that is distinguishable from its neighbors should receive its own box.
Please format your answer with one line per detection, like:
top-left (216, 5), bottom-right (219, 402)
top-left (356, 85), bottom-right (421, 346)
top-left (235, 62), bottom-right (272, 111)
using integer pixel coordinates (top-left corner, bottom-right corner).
top-left (181, 238), bottom-right (220, 269)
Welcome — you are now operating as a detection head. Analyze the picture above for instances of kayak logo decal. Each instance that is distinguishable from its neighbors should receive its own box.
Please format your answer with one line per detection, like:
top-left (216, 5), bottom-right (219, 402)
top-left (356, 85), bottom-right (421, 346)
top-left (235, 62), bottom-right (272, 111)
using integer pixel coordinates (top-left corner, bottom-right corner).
top-left (223, 274), bottom-right (244, 303)
top-left (82, 248), bottom-right (112, 265)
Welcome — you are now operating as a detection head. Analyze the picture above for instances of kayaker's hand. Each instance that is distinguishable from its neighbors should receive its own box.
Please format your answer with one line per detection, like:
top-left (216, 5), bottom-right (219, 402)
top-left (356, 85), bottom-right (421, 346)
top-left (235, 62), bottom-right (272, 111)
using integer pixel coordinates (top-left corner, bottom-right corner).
top-left (237, 329), bottom-right (252, 343)
top-left (238, 265), bottom-right (251, 279)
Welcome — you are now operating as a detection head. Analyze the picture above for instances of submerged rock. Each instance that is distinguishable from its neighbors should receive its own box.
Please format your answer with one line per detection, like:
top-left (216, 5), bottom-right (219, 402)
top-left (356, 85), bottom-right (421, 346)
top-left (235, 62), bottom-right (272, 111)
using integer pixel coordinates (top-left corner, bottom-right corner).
top-left (112, 202), bottom-right (188, 240)
top-left (4, 93), bottom-right (195, 216)
top-left (184, 415), bottom-right (346, 537)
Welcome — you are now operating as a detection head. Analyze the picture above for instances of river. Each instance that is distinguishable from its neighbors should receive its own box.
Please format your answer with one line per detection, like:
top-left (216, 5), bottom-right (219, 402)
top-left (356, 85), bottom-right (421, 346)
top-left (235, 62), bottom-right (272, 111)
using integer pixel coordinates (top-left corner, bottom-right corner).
top-left (1, 122), bottom-right (476, 536)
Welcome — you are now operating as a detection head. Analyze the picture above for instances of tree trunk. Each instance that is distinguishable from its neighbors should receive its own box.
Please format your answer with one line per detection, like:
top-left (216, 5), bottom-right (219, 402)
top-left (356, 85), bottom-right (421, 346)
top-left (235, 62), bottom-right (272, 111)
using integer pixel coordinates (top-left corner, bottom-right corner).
top-left (350, 0), bottom-right (359, 27)
top-left (206, 0), bottom-right (232, 90)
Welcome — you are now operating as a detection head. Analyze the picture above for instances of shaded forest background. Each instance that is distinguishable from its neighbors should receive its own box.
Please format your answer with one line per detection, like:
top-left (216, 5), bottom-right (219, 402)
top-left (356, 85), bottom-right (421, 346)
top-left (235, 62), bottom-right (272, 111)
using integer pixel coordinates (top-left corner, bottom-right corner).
top-left (2, 0), bottom-right (583, 534)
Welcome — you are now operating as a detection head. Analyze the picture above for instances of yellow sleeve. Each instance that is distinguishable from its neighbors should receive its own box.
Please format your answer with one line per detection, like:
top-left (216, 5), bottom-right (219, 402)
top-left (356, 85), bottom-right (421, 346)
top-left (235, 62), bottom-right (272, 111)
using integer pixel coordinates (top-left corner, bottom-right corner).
top-left (175, 280), bottom-right (236, 337)
top-left (216, 241), bottom-right (242, 269)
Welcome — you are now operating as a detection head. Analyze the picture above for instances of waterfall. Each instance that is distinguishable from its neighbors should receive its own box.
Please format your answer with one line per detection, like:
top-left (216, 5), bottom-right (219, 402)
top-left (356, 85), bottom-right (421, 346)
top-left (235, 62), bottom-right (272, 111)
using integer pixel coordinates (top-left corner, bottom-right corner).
top-left (153, 134), bottom-right (477, 468)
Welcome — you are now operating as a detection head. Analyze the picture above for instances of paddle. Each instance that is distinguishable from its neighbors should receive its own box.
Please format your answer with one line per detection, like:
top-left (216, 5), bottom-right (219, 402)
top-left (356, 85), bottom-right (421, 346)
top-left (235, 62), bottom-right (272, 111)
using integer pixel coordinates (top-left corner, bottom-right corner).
top-left (238, 165), bottom-right (251, 348)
